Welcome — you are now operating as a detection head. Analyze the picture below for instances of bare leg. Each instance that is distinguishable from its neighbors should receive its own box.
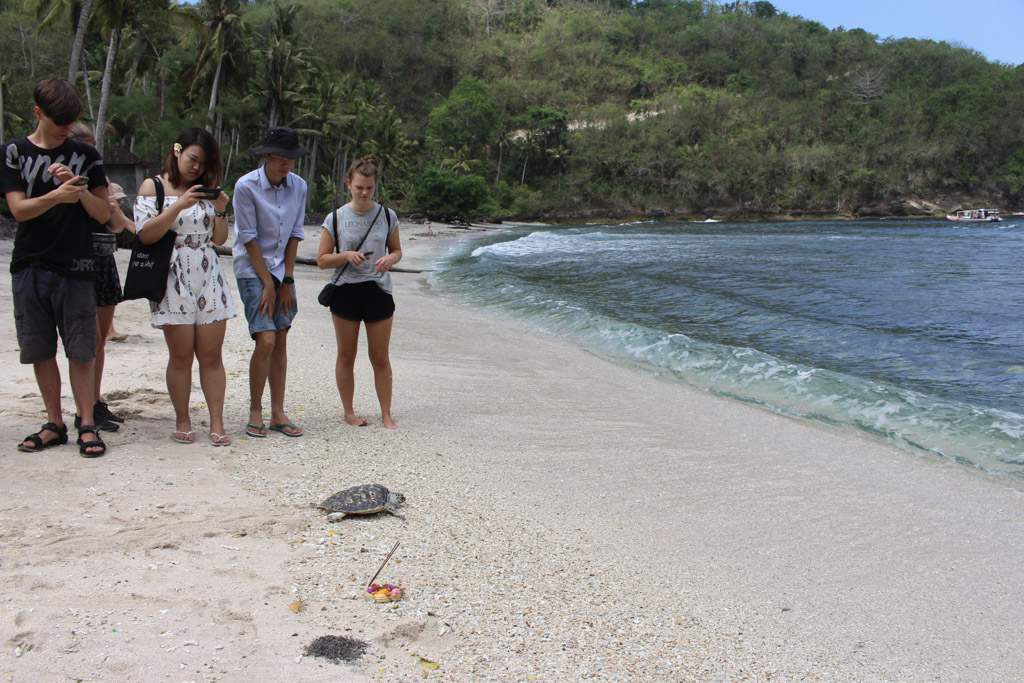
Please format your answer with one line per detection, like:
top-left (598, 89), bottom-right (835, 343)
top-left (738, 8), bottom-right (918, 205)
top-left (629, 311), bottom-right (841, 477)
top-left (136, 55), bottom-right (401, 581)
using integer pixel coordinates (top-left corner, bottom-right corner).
top-left (247, 330), bottom-right (275, 435)
top-left (268, 327), bottom-right (299, 433)
top-left (107, 315), bottom-right (127, 342)
top-left (332, 315), bottom-right (367, 426)
top-left (162, 325), bottom-right (196, 441)
top-left (94, 305), bottom-right (115, 401)
top-left (366, 316), bottom-right (397, 429)
top-left (22, 359), bottom-right (66, 448)
top-left (69, 359), bottom-right (96, 426)
top-left (195, 320), bottom-right (228, 442)
top-left (69, 358), bottom-right (101, 453)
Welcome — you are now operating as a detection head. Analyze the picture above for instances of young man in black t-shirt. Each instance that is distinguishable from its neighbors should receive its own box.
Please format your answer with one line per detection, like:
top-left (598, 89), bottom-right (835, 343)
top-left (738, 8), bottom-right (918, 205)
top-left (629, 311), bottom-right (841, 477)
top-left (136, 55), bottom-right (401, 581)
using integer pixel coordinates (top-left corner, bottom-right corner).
top-left (1, 78), bottom-right (110, 457)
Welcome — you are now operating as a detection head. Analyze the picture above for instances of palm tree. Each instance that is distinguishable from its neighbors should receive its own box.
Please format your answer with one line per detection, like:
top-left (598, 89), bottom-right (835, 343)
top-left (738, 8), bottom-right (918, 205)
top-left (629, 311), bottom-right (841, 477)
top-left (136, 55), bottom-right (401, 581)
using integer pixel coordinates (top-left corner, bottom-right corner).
top-left (493, 127), bottom-right (512, 185)
top-left (248, 0), bottom-right (310, 130)
top-left (90, 0), bottom-right (197, 152)
top-left (327, 73), bottom-right (373, 204)
top-left (29, 0), bottom-right (93, 83)
top-left (67, 0), bottom-right (93, 83)
top-left (545, 143), bottom-right (570, 191)
top-left (194, 0), bottom-right (246, 131)
top-left (293, 66), bottom-right (353, 210)
top-left (442, 145), bottom-right (479, 175)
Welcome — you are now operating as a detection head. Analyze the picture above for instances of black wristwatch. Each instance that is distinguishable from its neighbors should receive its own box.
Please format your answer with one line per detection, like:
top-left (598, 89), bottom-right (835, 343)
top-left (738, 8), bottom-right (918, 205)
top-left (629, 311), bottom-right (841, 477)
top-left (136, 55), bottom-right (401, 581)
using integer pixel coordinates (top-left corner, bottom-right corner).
top-left (282, 276), bottom-right (294, 285)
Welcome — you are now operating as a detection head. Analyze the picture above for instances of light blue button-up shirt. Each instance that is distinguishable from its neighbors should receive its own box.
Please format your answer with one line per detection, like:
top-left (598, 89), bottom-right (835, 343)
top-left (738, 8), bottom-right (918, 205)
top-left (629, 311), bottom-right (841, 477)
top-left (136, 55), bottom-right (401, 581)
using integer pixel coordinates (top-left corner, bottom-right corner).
top-left (231, 166), bottom-right (307, 280)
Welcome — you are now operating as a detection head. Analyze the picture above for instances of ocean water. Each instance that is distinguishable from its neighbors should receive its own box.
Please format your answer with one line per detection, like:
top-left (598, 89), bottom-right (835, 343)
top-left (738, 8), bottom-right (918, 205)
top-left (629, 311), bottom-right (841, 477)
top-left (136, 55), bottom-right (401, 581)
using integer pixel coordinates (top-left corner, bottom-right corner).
top-left (429, 219), bottom-right (1024, 480)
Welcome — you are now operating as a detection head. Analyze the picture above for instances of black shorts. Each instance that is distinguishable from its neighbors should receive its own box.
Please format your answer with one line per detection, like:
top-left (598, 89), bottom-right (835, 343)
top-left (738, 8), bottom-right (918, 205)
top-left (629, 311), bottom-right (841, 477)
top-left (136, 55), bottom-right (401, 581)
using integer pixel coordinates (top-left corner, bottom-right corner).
top-left (329, 281), bottom-right (395, 323)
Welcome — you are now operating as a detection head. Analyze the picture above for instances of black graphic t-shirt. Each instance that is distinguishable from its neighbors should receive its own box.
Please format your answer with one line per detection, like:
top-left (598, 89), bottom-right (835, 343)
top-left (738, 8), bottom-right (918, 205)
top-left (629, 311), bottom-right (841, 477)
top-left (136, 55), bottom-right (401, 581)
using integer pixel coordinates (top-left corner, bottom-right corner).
top-left (0, 136), bottom-right (107, 277)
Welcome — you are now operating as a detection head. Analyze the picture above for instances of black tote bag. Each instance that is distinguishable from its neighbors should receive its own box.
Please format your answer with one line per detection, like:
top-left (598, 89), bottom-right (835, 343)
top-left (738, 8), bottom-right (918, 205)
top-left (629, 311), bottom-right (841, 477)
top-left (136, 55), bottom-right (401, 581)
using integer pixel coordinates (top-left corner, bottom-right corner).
top-left (122, 177), bottom-right (177, 303)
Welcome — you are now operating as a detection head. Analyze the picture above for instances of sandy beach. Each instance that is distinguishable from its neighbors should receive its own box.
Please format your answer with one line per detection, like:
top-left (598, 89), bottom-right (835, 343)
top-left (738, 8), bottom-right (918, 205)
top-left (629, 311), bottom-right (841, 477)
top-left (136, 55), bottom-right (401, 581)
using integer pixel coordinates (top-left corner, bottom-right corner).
top-left (2, 220), bottom-right (1023, 682)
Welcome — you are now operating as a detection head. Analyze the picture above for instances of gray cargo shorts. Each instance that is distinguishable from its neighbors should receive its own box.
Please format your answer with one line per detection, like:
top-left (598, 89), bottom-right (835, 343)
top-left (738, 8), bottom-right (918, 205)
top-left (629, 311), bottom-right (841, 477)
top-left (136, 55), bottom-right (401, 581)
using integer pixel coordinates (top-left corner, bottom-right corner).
top-left (13, 266), bottom-right (97, 364)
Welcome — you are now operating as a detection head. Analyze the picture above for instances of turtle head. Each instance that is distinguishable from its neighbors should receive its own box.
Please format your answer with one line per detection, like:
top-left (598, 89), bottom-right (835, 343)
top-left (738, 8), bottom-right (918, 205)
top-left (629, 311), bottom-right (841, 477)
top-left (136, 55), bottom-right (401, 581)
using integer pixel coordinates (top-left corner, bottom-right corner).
top-left (388, 491), bottom-right (406, 507)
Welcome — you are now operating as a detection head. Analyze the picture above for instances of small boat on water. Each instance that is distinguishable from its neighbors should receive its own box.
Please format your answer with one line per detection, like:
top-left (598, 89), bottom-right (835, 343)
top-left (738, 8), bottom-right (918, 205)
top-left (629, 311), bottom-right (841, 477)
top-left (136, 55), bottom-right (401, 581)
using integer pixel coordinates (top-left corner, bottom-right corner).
top-left (947, 209), bottom-right (1003, 222)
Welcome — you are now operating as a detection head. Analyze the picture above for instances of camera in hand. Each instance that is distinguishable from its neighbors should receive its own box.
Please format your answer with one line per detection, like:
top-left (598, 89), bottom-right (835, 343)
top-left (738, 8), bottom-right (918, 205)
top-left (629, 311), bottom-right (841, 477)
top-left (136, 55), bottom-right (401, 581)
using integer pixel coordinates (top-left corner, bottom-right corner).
top-left (197, 186), bottom-right (221, 199)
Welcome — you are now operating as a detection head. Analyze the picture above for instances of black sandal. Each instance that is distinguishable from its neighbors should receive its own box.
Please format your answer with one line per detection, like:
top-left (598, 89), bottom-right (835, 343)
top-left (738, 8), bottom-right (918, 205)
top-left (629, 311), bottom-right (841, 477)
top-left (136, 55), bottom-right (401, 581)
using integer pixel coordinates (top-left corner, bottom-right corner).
top-left (18, 422), bottom-right (68, 452)
top-left (76, 425), bottom-right (107, 458)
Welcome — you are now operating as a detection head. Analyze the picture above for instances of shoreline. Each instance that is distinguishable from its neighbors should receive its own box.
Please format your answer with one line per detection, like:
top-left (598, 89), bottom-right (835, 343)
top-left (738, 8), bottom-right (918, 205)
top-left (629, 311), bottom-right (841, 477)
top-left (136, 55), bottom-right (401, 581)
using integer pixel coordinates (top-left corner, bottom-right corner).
top-left (2, 222), bottom-right (1024, 680)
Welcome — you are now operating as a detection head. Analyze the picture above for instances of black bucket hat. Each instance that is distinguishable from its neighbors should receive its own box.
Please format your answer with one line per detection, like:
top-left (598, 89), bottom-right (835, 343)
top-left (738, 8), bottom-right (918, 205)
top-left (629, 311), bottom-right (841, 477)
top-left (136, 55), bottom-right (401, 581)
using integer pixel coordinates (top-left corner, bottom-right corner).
top-left (252, 126), bottom-right (308, 158)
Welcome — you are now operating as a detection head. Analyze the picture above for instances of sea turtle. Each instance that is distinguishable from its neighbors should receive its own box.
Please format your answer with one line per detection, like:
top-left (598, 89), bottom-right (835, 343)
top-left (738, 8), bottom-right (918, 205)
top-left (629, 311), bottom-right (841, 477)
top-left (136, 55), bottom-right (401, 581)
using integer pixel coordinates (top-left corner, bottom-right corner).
top-left (316, 484), bottom-right (406, 522)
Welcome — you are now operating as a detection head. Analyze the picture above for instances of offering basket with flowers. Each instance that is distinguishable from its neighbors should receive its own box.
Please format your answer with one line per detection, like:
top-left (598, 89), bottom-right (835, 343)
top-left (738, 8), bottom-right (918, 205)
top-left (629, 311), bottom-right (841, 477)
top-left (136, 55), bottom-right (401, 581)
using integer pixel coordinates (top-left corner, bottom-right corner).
top-left (367, 583), bottom-right (405, 602)
top-left (365, 540), bottom-right (404, 603)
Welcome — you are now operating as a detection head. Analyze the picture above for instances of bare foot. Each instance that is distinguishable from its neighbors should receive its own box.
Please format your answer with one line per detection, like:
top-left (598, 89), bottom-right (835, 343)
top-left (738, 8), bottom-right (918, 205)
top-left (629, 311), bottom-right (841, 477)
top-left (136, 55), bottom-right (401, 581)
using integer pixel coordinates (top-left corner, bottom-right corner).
top-left (344, 413), bottom-right (368, 427)
top-left (382, 415), bottom-right (398, 430)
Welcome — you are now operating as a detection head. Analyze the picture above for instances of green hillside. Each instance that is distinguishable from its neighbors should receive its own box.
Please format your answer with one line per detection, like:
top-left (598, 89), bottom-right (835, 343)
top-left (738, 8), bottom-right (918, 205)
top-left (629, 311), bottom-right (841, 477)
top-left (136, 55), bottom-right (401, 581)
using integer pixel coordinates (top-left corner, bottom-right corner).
top-left (3, 0), bottom-right (1021, 219)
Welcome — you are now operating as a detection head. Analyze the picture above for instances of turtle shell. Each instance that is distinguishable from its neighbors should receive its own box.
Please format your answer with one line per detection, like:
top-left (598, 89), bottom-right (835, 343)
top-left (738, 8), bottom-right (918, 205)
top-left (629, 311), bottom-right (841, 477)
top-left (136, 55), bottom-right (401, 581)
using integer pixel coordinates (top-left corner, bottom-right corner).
top-left (320, 484), bottom-right (391, 514)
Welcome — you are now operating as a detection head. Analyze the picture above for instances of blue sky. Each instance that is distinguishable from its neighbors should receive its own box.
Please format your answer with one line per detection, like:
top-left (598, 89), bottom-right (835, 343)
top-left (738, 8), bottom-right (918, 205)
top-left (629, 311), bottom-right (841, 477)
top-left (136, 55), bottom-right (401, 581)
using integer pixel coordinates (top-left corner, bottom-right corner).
top-left (770, 0), bottom-right (1024, 66)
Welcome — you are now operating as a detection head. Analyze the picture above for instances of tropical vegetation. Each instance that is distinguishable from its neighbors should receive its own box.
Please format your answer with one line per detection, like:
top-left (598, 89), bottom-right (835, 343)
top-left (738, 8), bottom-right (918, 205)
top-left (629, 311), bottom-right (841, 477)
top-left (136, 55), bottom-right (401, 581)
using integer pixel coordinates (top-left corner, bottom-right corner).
top-left (2, 0), bottom-right (1022, 220)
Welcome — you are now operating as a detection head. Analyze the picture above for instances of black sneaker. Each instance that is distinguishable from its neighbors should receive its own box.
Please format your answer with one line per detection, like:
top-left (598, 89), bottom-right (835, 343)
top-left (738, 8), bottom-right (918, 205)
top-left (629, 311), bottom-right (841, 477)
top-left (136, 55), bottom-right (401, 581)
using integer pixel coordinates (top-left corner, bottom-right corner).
top-left (95, 400), bottom-right (124, 424)
top-left (74, 413), bottom-right (119, 432)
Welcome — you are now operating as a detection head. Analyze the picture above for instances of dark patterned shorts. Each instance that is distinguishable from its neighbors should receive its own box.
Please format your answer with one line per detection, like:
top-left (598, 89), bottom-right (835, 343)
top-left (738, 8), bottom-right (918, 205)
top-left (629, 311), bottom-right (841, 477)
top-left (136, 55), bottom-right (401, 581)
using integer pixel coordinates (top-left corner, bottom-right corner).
top-left (93, 254), bottom-right (123, 307)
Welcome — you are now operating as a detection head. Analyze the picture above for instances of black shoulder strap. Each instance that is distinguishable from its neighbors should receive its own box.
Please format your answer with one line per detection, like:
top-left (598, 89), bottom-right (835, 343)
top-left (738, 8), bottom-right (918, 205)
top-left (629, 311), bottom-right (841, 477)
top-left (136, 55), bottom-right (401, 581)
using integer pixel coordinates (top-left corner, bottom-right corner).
top-left (332, 209), bottom-right (339, 253)
top-left (329, 209), bottom-right (345, 286)
top-left (357, 205), bottom-right (384, 251)
top-left (134, 176), bottom-right (168, 250)
top-left (152, 176), bottom-right (165, 216)
top-left (330, 205), bottom-right (382, 285)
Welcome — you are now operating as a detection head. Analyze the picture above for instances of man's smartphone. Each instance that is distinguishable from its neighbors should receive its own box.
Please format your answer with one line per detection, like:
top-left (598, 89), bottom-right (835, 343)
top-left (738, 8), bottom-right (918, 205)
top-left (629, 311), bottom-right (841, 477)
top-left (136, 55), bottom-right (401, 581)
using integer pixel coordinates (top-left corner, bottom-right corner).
top-left (72, 177), bottom-right (89, 186)
top-left (197, 186), bottom-right (221, 199)
top-left (362, 251), bottom-right (374, 258)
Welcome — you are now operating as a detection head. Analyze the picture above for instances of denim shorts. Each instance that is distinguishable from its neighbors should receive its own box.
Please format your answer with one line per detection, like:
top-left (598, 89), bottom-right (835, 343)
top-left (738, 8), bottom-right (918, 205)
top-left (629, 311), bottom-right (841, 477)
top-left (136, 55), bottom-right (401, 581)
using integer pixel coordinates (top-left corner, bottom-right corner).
top-left (237, 277), bottom-right (298, 338)
top-left (329, 280), bottom-right (395, 323)
top-left (13, 267), bottom-right (97, 364)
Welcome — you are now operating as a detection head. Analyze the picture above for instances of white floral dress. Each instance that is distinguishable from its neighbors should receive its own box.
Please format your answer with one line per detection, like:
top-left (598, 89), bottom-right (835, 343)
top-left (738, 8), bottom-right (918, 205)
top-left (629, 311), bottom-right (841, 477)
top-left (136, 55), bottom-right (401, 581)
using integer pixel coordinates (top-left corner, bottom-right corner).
top-left (134, 195), bottom-right (236, 327)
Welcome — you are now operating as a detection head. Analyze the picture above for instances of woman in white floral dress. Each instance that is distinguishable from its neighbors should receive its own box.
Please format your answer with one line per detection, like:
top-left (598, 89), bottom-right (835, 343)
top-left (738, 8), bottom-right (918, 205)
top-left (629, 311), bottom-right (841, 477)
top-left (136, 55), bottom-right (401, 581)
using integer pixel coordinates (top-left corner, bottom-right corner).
top-left (134, 127), bottom-right (236, 446)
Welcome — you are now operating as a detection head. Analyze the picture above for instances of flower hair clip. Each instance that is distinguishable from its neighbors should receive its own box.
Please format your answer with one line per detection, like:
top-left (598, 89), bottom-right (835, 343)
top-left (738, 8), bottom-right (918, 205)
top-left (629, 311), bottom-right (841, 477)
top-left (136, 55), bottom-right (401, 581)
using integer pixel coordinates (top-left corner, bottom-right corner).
top-left (173, 142), bottom-right (182, 154)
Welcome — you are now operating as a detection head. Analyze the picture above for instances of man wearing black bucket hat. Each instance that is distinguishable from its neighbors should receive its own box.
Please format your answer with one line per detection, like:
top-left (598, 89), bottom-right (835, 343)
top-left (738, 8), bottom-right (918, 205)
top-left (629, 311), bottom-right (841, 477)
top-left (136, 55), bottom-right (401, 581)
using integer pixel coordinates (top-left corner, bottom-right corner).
top-left (231, 126), bottom-right (308, 439)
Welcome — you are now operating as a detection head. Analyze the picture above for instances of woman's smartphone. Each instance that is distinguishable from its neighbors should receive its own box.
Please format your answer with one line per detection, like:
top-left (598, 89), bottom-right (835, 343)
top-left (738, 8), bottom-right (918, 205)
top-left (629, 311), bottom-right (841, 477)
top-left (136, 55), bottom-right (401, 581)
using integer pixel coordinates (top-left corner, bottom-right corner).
top-left (197, 186), bottom-right (221, 199)
top-left (72, 177), bottom-right (89, 186)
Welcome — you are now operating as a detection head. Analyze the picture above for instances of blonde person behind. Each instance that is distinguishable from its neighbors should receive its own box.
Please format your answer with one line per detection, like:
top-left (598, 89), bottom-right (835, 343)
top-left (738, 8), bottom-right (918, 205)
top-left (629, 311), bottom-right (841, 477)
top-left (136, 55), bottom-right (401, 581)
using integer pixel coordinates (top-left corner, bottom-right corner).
top-left (133, 127), bottom-right (236, 446)
top-left (67, 122), bottom-right (133, 432)
top-left (317, 155), bottom-right (402, 429)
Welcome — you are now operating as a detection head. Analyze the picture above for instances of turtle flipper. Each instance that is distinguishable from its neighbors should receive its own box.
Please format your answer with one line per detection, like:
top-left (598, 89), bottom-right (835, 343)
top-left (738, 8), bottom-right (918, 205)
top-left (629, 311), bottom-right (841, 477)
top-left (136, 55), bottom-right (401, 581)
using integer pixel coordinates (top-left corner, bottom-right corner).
top-left (326, 512), bottom-right (348, 523)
